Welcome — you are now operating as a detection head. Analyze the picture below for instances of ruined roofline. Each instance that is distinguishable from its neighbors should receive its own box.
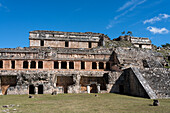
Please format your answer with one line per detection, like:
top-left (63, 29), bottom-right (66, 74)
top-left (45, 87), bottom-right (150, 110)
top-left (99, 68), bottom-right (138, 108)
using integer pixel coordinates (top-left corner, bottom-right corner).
top-left (0, 47), bottom-right (113, 55)
top-left (131, 37), bottom-right (150, 40)
top-left (29, 30), bottom-right (106, 36)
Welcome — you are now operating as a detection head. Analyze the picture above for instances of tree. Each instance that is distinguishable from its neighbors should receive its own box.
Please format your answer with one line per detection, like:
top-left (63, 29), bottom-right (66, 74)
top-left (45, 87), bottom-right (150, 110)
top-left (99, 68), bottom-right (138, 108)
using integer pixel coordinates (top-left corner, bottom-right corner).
top-left (127, 31), bottom-right (133, 36)
top-left (121, 31), bottom-right (125, 35)
top-left (161, 43), bottom-right (170, 48)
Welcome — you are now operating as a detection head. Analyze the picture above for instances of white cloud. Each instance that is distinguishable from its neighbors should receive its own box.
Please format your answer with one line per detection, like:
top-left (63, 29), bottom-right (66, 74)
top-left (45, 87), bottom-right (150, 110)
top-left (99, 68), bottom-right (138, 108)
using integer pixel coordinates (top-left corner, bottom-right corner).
top-left (117, 0), bottom-right (146, 12)
top-left (147, 26), bottom-right (169, 34)
top-left (106, 0), bottom-right (147, 29)
top-left (143, 14), bottom-right (170, 24)
top-left (106, 24), bottom-right (113, 29)
top-left (117, 0), bottom-right (137, 12)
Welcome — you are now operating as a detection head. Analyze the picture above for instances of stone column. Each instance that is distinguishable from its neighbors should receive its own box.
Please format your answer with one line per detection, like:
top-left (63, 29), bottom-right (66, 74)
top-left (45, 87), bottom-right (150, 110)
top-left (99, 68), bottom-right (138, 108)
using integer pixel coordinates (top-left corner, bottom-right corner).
top-left (87, 85), bottom-right (90, 94)
top-left (53, 75), bottom-right (57, 87)
top-left (36, 61), bottom-right (38, 69)
top-left (67, 61), bottom-right (69, 69)
top-left (58, 61), bottom-right (61, 69)
top-left (0, 76), bottom-right (1, 89)
top-left (9, 60), bottom-right (11, 69)
top-left (97, 84), bottom-right (101, 93)
top-left (35, 86), bottom-right (38, 94)
top-left (97, 62), bottom-right (99, 70)
top-left (104, 62), bottom-right (106, 70)
top-left (28, 61), bottom-right (31, 69)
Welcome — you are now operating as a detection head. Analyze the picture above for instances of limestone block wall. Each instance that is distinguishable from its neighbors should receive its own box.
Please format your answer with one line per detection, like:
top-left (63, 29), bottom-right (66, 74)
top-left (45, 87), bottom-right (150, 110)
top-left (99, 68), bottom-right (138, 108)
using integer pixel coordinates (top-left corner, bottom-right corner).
top-left (115, 47), bottom-right (164, 69)
top-left (3, 60), bottom-right (11, 69)
top-left (0, 70), bottom-right (113, 95)
top-left (45, 40), bottom-right (65, 48)
top-left (139, 68), bottom-right (170, 98)
top-left (134, 44), bottom-right (152, 49)
top-left (69, 41), bottom-right (89, 48)
top-left (118, 68), bottom-right (150, 98)
top-left (30, 40), bottom-right (40, 47)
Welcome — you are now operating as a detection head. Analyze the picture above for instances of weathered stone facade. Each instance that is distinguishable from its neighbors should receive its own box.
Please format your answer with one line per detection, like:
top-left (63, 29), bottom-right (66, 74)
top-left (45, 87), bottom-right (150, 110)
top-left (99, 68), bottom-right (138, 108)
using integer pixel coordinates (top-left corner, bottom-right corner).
top-left (114, 35), bottom-right (152, 49)
top-left (0, 30), bottom-right (169, 99)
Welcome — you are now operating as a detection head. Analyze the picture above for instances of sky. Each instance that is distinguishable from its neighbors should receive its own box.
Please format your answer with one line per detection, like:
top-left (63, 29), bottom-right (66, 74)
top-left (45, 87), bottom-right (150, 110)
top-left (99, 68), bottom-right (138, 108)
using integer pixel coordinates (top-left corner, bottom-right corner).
top-left (0, 0), bottom-right (169, 48)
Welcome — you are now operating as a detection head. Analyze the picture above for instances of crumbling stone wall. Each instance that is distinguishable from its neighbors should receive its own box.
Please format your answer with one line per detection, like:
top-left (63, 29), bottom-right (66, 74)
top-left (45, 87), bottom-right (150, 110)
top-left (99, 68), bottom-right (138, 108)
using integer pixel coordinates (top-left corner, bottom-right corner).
top-left (139, 68), bottom-right (170, 98)
top-left (114, 47), bottom-right (164, 69)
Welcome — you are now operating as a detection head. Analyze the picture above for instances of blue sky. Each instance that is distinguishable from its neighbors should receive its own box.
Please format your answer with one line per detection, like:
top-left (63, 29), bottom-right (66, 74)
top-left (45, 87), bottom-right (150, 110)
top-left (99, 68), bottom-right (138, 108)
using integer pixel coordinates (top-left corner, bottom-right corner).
top-left (0, 0), bottom-right (169, 48)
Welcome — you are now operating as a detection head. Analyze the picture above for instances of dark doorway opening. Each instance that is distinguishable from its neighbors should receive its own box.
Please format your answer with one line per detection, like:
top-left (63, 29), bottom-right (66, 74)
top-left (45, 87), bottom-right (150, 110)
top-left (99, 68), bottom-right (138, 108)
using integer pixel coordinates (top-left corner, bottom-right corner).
top-left (143, 60), bottom-right (149, 68)
top-left (119, 85), bottom-right (124, 94)
top-left (30, 61), bottom-right (36, 69)
top-left (69, 62), bottom-right (74, 69)
top-left (65, 41), bottom-right (69, 47)
top-left (23, 61), bottom-right (28, 69)
top-left (29, 85), bottom-right (35, 94)
top-left (90, 84), bottom-right (97, 93)
top-left (11, 61), bottom-right (15, 69)
top-left (0, 60), bottom-right (3, 68)
top-left (54, 61), bottom-right (59, 69)
top-left (168, 56), bottom-right (170, 61)
top-left (61, 61), bottom-right (67, 69)
top-left (38, 61), bottom-right (43, 69)
top-left (92, 62), bottom-right (97, 69)
top-left (139, 44), bottom-right (142, 48)
top-left (41, 40), bottom-right (44, 46)
top-left (106, 62), bottom-right (110, 70)
top-left (38, 85), bottom-right (43, 94)
top-left (81, 61), bottom-right (85, 69)
top-left (99, 62), bottom-right (104, 69)
top-left (88, 42), bottom-right (92, 48)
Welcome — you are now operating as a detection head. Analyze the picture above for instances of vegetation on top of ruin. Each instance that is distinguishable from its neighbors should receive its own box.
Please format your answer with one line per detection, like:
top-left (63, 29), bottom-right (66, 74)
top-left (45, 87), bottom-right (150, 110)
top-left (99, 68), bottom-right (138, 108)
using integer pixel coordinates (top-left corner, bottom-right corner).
top-left (105, 40), bottom-right (134, 48)
top-left (121, 31), bottom-right (133, 36)
top-left (161, 43), bottom-right (170, 48)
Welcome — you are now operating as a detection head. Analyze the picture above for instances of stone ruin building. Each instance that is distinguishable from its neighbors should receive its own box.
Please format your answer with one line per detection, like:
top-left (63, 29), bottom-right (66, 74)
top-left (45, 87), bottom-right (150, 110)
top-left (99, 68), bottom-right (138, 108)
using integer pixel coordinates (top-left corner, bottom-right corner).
top-left (113, 35), bottom-right (152, 49)
top-left (0, 30), bottom-right (169, 99)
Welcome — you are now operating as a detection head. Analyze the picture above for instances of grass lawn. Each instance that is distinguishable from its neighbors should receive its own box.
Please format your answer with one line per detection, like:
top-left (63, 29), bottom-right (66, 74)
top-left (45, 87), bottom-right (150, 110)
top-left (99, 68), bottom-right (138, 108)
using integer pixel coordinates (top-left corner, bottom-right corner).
top-left (0, 93), bottom-right (170, 113)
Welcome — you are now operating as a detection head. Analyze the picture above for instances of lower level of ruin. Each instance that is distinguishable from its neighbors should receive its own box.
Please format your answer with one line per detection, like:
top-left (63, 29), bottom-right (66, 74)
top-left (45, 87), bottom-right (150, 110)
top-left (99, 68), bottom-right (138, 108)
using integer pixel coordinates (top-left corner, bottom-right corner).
top-left (0, 68), bottom-right (169, 99)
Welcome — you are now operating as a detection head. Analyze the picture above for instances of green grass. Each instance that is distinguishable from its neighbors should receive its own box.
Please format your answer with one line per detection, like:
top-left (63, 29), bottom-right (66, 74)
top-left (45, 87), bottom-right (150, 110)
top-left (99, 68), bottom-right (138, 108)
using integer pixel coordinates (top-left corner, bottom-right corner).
top-left (0, 94), bottom-right (170, 113)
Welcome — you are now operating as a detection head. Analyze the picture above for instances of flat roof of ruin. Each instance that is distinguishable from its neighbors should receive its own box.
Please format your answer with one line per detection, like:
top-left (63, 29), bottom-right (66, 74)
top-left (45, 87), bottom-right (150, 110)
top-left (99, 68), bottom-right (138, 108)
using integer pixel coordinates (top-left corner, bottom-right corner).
top-left (30, 30), bottom-right (105, 35)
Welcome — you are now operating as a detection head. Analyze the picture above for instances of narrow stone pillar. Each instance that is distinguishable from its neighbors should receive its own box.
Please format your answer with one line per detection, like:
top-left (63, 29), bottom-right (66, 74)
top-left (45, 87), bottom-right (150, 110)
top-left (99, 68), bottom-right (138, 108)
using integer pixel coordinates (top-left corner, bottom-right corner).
top-left (0, 76), bottom-right (1, 89)
top-left (35, 86), bottom-right (38, 94)
top-left (87, 85), bottom-right (90, 94)
top-left (9, 60), bottom-right (11, 69)
top-left (36, 61), bottom-right (38, 69)
top-left (97, 62), bottom-right (99, 70)
top-left (97, 84), bottom-right (101, 93)
top-left (28, 61), bottom-right (31, 69)
top-left (58, 61), bottom-right (61, 69)
top-left (104, 62), bottom-right (106, 70)
top-left (67, 61), bottom-right (69, 69)
top-left (53, 75), bottom-right (57, 87)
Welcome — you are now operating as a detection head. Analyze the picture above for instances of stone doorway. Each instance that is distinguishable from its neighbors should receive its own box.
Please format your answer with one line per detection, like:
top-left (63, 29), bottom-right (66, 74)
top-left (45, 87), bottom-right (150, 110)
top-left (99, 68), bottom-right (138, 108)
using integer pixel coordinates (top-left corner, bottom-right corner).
top-left (38, 85), bottom-right (43, 94)
top-left (1, 76), bottom-right (17, 95)
top-left (56, 76), bottom-right (74, 93)
top-left (90, 84), bottom-right (97, 93)
top-left (29, 85), bottom-right (35, 94)
top-left (80, 76), bottom-right (107, 92)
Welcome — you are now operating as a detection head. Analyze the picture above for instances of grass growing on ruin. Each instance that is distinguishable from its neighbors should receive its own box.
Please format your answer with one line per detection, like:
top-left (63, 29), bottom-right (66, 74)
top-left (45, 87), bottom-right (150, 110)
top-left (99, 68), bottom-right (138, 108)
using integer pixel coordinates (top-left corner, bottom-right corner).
top-left (0, 94), bottom-right (170, 113)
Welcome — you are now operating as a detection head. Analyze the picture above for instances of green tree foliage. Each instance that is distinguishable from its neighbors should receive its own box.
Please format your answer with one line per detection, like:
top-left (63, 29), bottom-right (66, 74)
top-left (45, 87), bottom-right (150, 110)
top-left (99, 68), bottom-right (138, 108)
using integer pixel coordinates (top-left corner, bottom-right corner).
top-left (161, 43), bottom-right (170, 48)
top-left (127, 31), bottom-right (133, 36)
top-left (121, 31), bottom-right (125, 35)
top-left (121, 31), bottom-right (133, 36)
